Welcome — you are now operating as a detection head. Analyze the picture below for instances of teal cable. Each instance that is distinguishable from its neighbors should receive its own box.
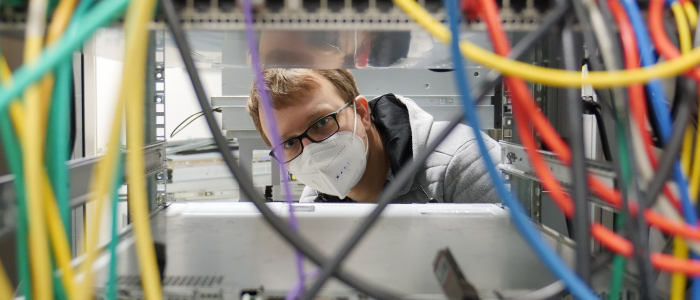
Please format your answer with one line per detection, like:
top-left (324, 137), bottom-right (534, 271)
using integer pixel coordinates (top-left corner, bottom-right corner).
top-left (608, 113), bottom-right (633, 300)
top-left (45, 0), bottom-right (97, 245)
top-left (45, 58), bottom-right (73, 244)
top-left (0, 0), bottom-right (129, 112)
top-left (0, 115), bottom-right (32, 300)
top-left (65, 0), bottom-right (95, 37)
top-left (106, 154), bottom-right (124, 300)
top-left (0, 12), bottom-right (31, 295)
top-left (51, 260), bottom-right (68, 300)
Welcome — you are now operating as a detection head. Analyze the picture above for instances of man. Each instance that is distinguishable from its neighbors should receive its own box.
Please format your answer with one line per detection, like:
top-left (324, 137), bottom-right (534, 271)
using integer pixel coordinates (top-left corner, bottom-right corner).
top-left (247, 69), bottom-right (500, 203)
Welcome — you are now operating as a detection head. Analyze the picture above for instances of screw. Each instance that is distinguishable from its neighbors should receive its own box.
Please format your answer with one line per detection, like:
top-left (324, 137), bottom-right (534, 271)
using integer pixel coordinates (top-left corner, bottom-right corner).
top-left (156, 172), bottom-right (164, 180)
top-left (534, 187), bottom-right (541, 196)
top-left (504, 174), bottom-right (510, 180)
top-left (506, 119), bottom-right (512, 125)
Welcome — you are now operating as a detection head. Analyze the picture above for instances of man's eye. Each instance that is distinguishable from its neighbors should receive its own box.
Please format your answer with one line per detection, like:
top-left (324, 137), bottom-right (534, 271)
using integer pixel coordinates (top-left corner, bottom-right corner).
top-left (315, 117), bottom-right (331, 128)
top-left (283, 140), bottom-right (297, 149)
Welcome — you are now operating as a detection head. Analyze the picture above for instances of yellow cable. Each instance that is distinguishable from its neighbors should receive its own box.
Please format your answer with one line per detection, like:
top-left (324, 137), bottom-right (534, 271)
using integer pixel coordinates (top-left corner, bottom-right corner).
top-left (691, 96), bottom-right (700, 200)
top-left (392, 0), bottom-right (700, 87)
top-left (669, 6), bottom-right (694, 299)
top-left (46, 0), bottom-right (77, 44)
top-left (673, 2), bottom-right (693, 54)
top-left (683, 1), bottom-right (699, 28)
top-left (680, 0), bottom-right (700, 201)
top-left (37, 0), bottom-right (77, 139)
top-left (0, 259), bottom-right (13, 300)
top-left (8, 102), bottom-right (77, 300)
top-left (678, 0), bottom-right (696, 176)
top-left (671, 237), bottom-right (690, 300)
top-left (682, 125), bottom-right (694, 174)
top-left (75, 0), bottom-right (161, 299)
top-left (122, 0), bottom-right (162, 298)
top-left (75, 96), bottom-right (123, 300)
top-left (21, 0), bottom-right (52, 298)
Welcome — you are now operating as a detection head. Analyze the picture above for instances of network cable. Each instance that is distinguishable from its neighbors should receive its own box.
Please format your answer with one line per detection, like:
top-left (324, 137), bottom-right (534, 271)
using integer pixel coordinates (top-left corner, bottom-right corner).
top-left (444, 0), bottom-right (597, 298)
top-left (240, 0), bottom-right (307, 295)
top-left (22, 0), bottom-right (54, 298)
top-left (160, 0), bottom-right (402, 298)
top-left (298, 2), bottom-right (576, 298)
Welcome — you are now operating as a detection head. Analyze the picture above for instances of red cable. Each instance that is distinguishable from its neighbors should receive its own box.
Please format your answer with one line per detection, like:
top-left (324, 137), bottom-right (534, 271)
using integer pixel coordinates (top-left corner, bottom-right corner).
top-left (645, 209), bottom-right (700, 241)
top-left (649, 0), bottom-right (700, 81)
top-left (591, 223), bottom-right (634, 257)
top-left (609, 0), bottom-right (683, 212)
top-left (511, 96), bottom-right (575, 217)
top-left (477, 0), bottom-right (575, 216)
top-left (478, 0), bottom-right (700, 275)
top-left (651, 253), bottom-right (700, 276)
top-left (593, 222), bottom-right (700, 275)
top-left (480, 0), bottom-right (623, 212)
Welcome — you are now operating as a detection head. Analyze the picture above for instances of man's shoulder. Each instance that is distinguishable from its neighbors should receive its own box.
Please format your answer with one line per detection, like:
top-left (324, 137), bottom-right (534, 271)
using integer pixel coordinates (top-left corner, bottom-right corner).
top-left (427, 121), bottom-right (498, 157)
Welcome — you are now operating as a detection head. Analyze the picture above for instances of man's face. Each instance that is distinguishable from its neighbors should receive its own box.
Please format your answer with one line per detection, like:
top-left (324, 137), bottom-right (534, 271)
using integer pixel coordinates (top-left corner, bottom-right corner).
top-left (259, 75), bottom-right (367, 166)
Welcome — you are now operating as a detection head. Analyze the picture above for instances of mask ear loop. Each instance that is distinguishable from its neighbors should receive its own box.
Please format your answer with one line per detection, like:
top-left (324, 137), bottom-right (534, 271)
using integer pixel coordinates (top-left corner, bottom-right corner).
top-left (351, 100), bottom-right (370, 156)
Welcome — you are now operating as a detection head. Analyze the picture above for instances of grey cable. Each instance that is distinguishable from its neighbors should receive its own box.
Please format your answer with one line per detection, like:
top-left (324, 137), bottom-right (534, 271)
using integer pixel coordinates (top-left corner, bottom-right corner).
top-left (479, 0), bottom-right (571, 97)
top-left (562, 17), bottom-right (591, 284)
top-left (644, 79), bottom-right (698, 209)
top-left (502, 252), bottom-right (615, 300)
top-left (300, 0), bottom-right (574, 299)
top-left (160, 1), bottom-right (401, 299)
top-left (572, 0), bottom-right (657, 296)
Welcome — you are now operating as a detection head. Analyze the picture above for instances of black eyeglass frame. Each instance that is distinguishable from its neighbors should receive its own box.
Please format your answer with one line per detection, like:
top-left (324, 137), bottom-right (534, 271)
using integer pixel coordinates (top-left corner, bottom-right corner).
top-left (270, 101), bottom-right (353, 163)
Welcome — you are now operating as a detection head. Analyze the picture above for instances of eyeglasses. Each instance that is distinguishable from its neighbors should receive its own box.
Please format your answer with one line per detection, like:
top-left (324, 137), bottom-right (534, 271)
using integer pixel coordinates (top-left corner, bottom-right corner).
top-left (270, 101), bottom-right (353, 163)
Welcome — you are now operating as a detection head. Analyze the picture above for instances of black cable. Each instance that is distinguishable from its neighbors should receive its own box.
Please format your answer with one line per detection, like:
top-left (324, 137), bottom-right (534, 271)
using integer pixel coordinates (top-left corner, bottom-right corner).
top-left (644, 79), bottom-right (698, 209)
top-left (300, 0), bottom-right (573, 298)
top-left (170, 107), bottom-right (222, 138)
top-left (562, 18), bottom-right (591, 284)
top-left (160, 1), bottom-right (401, 299)
top-left (478, 0), bottom-right (571, 102)
top-left (590, 107), bottom-right (613, 161)
top-left (632, 79), bottom-right (695, 300)
top-left (572, 0), bottom-right (658, 297)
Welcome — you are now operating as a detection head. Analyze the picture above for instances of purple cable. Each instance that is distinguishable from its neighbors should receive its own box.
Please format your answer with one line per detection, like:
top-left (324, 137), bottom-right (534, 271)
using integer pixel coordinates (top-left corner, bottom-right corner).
top-left (285, 268), bottom-right (321, 300)
top-left (241, 1), bottom-right (307, 296)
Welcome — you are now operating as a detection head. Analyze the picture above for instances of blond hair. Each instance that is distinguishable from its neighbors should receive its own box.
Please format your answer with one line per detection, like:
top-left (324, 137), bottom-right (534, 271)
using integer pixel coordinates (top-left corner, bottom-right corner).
top-left (247, 69), bottom-right (360, 146)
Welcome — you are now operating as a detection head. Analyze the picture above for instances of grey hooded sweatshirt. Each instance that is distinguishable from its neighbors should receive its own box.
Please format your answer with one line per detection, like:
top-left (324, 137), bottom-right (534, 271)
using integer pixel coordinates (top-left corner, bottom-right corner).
top-left (299, 94), bottom-right (501, 203)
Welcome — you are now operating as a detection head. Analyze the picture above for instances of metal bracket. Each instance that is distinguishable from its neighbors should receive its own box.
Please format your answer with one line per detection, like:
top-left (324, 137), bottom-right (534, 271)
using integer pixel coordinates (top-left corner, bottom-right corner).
top-left (497, 141), bottom-right (616, 208)
top-left (0, 141), bottom-right (168, 225)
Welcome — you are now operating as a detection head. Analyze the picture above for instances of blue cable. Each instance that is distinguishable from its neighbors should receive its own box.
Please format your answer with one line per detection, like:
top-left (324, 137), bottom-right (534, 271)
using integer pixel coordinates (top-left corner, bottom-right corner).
top-left (443, 0), bottom-right (598, 299)
top-left (620, 0), bottom-right (698, 241)
top-left (620, 1), bottom-right (700, 299)
top-left (619, 0), bottom-right (671, 137)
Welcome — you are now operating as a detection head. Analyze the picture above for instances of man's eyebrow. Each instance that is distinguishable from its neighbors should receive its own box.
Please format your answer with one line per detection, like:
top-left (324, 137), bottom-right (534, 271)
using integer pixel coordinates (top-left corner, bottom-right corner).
top-left (305, 106), bottom-right (329, 124)
top-left (279, 106), bottom-right (330, 142)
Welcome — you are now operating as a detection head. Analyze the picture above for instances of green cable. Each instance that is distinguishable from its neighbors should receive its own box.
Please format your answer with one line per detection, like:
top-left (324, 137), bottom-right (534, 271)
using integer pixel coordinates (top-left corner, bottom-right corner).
top-left (107, 153), bottom-right (125, 300)
top-left (608, 113), bottom-right (633, 300)
top-left (0, 0), bottom-right (129, 112)
top-left (0, 14), bottom-right (32, 297)
top-left (608, 222), bottom-right (627, 300)
top-left (0, 114), bottom-right (32, 300)
top-left (45, 58), bottom-right (73, 244)
top-left (51, 260), bottom-right (68, 300)
top-left (46, 0), bottom-right (60, 20)
top-left (44, 0), bottom-right (98, 245)
top-left (0, 1), bottom-right (120, 298)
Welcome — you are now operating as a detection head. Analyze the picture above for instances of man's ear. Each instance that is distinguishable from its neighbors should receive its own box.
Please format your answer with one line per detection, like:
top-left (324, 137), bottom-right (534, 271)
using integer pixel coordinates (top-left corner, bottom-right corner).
top-left (354, 96), bottom-right (372, 132)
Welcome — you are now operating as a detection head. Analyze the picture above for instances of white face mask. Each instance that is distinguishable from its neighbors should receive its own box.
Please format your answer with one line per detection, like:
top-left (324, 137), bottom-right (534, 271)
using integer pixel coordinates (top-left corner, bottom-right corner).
top-left (287, 103), bottom-right (369, 198)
